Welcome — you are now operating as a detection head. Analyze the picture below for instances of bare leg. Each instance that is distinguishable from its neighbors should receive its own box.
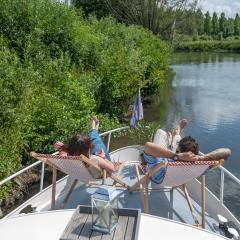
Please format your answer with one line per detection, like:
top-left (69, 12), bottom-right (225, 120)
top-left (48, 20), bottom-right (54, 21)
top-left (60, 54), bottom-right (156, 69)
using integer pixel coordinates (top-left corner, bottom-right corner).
top-left (170, 119), bottom-right (188, 152)
top-left (90, 116), bottom-right (99, 131)
top-left (153, 129), bottom-right (169, 149)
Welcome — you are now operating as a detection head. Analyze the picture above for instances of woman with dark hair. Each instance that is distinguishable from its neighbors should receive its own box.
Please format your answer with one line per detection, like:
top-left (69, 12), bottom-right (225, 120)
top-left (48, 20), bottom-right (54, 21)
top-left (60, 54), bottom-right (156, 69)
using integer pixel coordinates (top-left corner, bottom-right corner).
top-left (54, 117), bottom-right (116, 177)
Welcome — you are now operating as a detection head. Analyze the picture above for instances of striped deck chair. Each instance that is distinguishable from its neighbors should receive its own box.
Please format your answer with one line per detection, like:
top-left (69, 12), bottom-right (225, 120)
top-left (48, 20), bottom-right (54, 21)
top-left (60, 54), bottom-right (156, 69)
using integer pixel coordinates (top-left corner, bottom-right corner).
top-left (130, 158), bottom-right (225, 228)
top-left (31, 152), bottom-right (129, 210)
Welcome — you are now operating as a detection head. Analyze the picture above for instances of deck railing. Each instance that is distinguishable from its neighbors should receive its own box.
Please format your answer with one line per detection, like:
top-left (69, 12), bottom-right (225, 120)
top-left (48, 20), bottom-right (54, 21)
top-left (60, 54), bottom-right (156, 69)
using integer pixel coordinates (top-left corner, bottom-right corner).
top-left (219, 166), bottom-right (240, 205)
top-left (0, 126), bottom-right (239, 216)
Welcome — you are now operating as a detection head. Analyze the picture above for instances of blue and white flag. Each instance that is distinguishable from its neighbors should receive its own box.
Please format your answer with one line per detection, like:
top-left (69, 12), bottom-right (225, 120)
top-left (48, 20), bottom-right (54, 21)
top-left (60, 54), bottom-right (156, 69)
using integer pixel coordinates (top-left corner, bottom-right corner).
top-left (130, 89), bottom-right (144, 128)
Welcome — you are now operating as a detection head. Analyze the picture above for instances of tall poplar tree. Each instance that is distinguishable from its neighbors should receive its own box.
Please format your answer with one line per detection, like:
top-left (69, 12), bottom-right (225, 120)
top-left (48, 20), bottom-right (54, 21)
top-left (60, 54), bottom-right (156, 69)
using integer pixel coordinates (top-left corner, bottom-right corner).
top-left (212, 12), bottom-right (218, 35)
top-left (225, 18), bottom-right (234, 37)
top-left (196, 8), bottom-right (204, 35)
top-left (234, 13), bottom-right (240, 36)
top-left (204, 11), bottom-right (211, 35)
top-left (219, 12), bottom-right (226, 37)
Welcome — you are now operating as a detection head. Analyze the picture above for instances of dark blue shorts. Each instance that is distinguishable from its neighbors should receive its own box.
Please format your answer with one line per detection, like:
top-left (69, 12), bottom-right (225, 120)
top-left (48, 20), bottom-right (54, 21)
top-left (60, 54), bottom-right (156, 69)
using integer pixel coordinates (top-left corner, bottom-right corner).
top-left (143, 153), bottom-right (173, 184)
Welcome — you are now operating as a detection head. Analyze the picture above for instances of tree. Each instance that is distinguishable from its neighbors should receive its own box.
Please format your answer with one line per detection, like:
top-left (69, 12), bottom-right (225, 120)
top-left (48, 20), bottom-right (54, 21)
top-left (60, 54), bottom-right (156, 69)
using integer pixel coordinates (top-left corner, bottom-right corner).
top-left (234, 13), bottom-right (240, 36)
top-left (219, 12), bottom-right (226, 37)
top-left (72, 0), bottom-right (109, 18)
top-left (212, 12), bottom-right (218, 36)
top-left (225, 18), bottom-right (234, 37)
top-left (204, 11), bottom-right (211, 35)
top-left (104, 0), bottom-right (198, 39)
top-left (195, 8), bottom-right (204, 35)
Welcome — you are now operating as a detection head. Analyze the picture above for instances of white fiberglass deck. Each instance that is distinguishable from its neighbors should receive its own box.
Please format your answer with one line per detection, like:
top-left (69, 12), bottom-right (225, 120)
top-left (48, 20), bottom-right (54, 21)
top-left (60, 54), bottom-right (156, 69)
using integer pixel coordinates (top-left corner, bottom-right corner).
top-left (1, 145), bottom-right (239, 239)
top-left (0, 210), bottom-right (227, 240)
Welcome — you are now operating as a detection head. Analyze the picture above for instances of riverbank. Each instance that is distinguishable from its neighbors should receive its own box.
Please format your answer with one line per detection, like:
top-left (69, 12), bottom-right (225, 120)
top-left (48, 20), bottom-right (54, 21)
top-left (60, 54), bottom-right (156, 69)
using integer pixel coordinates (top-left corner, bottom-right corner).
top-left (175, 40), bottom-right (240, 52)
top-left (0, 0), bottom-right (171, 213)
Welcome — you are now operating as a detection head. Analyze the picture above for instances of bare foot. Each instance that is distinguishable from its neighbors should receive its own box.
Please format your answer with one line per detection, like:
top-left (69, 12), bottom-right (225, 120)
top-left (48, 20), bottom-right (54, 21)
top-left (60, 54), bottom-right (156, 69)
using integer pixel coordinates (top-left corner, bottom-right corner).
top-left (179, 118), bottom-right (188, 130)
top-left (54, 141), bottom-right (64, 150)
top-left (113, 161), bottom-right (123, 172)
top-left (174, 118), bottom-right (188, 135)
top-left (91, 116), bottom-right (99, 130)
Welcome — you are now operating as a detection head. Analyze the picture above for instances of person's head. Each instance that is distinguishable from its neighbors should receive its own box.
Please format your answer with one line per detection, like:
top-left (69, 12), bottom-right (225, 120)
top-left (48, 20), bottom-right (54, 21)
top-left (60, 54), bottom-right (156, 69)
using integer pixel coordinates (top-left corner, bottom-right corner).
top-left (65, 134), bottom-right (91, 157)
top-left (178, 136), bottom-right (199, 155)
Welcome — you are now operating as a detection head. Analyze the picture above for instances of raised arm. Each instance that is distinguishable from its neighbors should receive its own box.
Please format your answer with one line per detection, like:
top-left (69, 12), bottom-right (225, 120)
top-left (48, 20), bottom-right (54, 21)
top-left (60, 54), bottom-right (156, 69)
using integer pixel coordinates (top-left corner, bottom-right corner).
top-left (144, 142), bottom-right (175, 158)
top-left (198, 148), bottom-right (231, 161)
top-left (91, 155), bottom-right (115, 172)
top-left (144, 142), bottom-right (231, 162)
top-left (144, 142), bottom-right (198, 161)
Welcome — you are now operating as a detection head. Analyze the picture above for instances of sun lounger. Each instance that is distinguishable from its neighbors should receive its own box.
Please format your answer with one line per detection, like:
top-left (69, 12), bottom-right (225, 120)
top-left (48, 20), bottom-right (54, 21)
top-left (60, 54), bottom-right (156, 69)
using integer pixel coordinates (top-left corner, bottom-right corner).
top-left (130, 158), bottom-right (225, 228)
top-left (31, 152), bottom-right (129, 210)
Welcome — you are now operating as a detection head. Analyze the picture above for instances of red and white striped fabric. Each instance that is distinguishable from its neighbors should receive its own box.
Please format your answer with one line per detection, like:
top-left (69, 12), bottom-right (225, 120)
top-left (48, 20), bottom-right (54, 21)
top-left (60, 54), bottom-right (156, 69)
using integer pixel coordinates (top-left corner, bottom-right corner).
top-left (33, 153), bottom-right (96, 182)
top-left (160, 161), bottom-right (219, 187)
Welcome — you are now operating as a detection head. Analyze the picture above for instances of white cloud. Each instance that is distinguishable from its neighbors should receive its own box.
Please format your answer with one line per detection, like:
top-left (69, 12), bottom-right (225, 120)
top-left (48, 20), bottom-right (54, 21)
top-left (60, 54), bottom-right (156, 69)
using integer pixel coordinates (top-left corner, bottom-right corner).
top-left (199, 0), bottom-right (240, 17)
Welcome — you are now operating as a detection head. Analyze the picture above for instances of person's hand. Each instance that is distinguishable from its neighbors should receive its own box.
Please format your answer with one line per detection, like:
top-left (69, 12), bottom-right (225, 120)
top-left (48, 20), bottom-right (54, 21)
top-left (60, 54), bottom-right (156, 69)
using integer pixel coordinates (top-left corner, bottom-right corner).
top-left (54, 141), bottom-right (64, 150)
top-left (178, 152), bottom-right (198, 161)
top-left (97, 149), bottom-right (105, 158)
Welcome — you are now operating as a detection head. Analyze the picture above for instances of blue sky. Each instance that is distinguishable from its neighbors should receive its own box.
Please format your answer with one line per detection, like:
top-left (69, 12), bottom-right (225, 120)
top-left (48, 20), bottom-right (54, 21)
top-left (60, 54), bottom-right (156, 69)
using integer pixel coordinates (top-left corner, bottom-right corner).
top-left (199, 0), bottom-right (240, 17)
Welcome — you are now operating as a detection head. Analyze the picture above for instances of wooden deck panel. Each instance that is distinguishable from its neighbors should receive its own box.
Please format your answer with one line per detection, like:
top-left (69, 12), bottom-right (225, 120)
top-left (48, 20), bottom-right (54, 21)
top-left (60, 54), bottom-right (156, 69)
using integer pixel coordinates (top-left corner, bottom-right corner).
top-left (79, 214), bottom-right (92, 240)
top-left (89, 230), bottom-right (102, 240)
top-left (124, 217), bottom-right (135, 240)
top-left (113, 216), bottom-right (129, 240)
top-left (61, 208), bottom-right (89, 240)
top-left (60, 206), bottom-right (140, 240)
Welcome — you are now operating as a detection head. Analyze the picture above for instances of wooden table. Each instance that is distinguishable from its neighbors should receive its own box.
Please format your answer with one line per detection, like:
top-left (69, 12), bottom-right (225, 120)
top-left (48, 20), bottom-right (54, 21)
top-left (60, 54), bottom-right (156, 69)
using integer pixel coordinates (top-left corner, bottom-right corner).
top-left (60, 206), bottom-right (140, 240)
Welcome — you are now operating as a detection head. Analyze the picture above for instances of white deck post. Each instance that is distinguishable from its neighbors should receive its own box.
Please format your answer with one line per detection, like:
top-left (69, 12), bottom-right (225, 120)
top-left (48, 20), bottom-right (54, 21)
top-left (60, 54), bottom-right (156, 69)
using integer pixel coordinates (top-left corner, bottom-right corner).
top-left (220, 169), bottom-right (225, 205)
top-left (107, 132), bottom-right (112, 151)
top-left (201, 175), bottom-right (206, 229)
top-left (40, 162), bottom-right (45, 192)
top-left (51, 167), bottom-right (57, 210)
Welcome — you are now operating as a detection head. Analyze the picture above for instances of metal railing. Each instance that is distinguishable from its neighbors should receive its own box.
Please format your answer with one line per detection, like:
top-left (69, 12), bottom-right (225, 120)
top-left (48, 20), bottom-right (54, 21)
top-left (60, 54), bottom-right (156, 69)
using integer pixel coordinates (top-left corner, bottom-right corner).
top-left (0, 125), bottom-right (239, 215)
top-left (219, 166), bottom-right (240, 205)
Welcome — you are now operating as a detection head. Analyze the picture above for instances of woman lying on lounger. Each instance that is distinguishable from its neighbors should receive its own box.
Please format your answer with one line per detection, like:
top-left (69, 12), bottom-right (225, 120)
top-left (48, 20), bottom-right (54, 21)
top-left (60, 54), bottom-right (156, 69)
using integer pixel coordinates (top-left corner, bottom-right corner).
top-left (143, 119), bottom-right (231, 184)
top-left (54, 117), bottom-right (118, 177)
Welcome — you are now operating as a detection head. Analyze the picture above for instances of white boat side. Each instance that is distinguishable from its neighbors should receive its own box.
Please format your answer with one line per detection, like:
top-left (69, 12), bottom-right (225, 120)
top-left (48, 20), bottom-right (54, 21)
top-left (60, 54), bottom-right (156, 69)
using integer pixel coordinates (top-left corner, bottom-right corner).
top-left (0, 210), bottom-right (228, 240)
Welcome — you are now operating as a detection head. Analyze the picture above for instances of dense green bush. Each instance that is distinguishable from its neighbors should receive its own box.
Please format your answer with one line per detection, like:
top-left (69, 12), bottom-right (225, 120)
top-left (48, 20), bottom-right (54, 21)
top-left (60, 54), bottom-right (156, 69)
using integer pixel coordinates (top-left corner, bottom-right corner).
top-left (0, 0), bottom-right (170, 192)
top-left (176, 40), bottom-right (240, 52)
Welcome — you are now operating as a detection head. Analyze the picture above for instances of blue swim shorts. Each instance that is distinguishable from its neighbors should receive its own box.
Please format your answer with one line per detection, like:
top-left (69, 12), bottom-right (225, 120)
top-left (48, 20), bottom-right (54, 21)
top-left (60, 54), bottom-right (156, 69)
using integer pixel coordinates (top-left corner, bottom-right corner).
top-left (89, 129), bottom-right (111, 161)
top-left (143, 153), bottom-right (173, 184)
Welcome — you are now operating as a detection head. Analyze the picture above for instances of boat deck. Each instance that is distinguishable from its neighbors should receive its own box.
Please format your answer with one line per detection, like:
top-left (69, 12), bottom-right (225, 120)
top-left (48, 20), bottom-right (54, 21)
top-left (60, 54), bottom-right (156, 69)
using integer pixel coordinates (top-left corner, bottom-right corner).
top-left (52, 177), bottom-right (218, 233)
top-left (3, 146), bottom-right (226, 237)
top-left (0, 210), bottom-right (227, 240)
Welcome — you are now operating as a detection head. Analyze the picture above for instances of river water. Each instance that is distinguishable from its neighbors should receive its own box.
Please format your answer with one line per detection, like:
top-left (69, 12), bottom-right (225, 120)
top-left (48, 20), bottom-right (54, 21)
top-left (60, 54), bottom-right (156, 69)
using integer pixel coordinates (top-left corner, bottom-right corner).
top-left (144, 52), bottom-right (240, 219)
